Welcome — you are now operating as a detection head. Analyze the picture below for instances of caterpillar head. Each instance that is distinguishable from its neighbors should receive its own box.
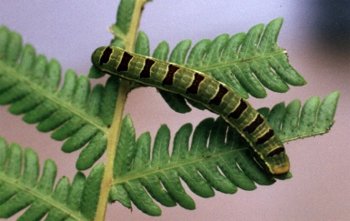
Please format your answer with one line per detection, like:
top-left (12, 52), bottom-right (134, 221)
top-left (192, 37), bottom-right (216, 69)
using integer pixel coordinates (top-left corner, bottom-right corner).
top-left (91, 46), bottom-right (111, 68)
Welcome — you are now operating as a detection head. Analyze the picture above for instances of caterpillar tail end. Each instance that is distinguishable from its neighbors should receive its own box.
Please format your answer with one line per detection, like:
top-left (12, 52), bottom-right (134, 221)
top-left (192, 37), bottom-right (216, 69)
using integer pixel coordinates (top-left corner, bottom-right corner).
top-left (268, 153), bottom-right (290, 177)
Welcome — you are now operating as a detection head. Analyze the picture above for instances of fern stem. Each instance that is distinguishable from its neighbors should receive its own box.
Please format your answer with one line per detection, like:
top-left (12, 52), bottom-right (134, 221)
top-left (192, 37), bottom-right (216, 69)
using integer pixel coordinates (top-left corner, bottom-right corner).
top-left (123, 0), bottom-right (148, 52)
top-left (95, 80), bottom-right (131, 221)
top-left (94, 1), bottom-right (148, 220)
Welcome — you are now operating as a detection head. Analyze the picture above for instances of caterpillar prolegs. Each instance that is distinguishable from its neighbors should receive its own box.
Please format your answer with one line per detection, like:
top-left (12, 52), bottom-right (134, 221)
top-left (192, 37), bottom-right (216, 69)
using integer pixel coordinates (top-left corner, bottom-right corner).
top-left (91, 46), bottom-right (290, 175)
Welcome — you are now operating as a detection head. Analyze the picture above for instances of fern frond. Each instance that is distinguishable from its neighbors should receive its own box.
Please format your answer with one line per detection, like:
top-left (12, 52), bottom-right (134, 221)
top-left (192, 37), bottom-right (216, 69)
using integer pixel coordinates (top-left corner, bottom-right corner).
top-left (260, 91), bottom-right (340, 142)
top-left (0, 25), bottom-right (118, 170)
top-left (0, 136), bottom-right (104, 220)
top-left (110, 116), bottom-right (274, 216)
top-left (95, 17), bottom-right (307, 114)
top-left (132, 18), bottom-right (306, 113)
top-left (108, 92), bottom-right (338, 216)
top-left (173, 18), bottom-right (306, 96)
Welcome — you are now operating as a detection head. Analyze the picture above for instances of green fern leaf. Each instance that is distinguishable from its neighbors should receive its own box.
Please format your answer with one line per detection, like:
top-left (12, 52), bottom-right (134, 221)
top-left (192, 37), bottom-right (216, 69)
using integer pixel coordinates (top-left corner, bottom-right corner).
top-left (0, 26), bottom-right (118, 170)
top-left (162, 18), bottom-right (306, 113)
top-left (81, 163), bottom-right (104, 220)
top-left (129, 18), bottom-right (306, 114)
top-left (260, 91), bottom-right (340, 142)
top-left (110, 117), bottom-right (274, 216)
top-left (135, 31), bottom-right (150, 56)
top-left (0, 136), bottom-right (103, 221)
top-left (109, 92), bottom-right (338, 216)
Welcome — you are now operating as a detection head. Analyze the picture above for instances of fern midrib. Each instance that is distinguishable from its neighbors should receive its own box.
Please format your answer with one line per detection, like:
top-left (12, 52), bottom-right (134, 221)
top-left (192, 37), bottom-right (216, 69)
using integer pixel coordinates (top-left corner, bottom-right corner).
top-left (112, 146), bottom-right (248, 185)
top-left (194, 49), bottom-right (286, 72)
top-left (0, 172), bottom-right (88, 221)
top-left (0, 61), bottom-right (107, 134)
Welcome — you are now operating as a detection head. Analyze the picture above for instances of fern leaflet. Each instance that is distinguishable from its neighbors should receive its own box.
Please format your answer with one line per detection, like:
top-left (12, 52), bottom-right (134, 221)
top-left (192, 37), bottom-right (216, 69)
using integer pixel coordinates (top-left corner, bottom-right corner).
top-left (129, 18), bottom-right (307, 113)
top-left (0, 25), bottom-right (121, 170)
top-left (260, 91), bottom-right (340, 142)
top-left (0, 137), bottom-right (104, 220)
top-left (109, 92), bottom-right (339, 216)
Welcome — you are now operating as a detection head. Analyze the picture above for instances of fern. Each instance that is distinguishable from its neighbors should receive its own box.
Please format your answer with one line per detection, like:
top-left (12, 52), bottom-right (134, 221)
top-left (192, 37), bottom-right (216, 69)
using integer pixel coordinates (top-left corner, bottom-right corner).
top-left (109, 92), bottom-right (339, 216)
top-left (0, 0), bottom-right (341, 220)
top-left (0, 25), bottom-right (120, 170)
top-left (0, 137), bottom-right (103, 220)
top-left (261, 91), bottom-right (340, 142)
top-left (129, 18), bottom-right (307, 113)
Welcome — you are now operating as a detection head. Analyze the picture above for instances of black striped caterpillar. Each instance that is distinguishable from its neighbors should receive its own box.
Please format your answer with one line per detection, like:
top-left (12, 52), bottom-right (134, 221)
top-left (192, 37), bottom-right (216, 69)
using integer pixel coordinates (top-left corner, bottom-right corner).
top-left (91, 46), bottom-right (290, 175)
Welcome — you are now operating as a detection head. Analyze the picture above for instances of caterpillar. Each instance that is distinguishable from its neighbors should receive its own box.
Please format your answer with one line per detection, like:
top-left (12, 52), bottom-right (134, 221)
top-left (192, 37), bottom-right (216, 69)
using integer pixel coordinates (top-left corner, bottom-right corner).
top-left (91, 46), bottom-right (290, 176)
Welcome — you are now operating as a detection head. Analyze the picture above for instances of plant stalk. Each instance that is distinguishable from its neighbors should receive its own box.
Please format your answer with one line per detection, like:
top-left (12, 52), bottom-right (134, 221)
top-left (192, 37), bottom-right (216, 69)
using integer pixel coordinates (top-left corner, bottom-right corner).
top-left (94, 0), bottom-right (148, 220)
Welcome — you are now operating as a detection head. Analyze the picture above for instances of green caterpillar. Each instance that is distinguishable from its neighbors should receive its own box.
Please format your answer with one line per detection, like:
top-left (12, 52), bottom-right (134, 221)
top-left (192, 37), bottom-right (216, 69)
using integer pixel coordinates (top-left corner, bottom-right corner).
top-left (91, 46), bottom-right (290, 176)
